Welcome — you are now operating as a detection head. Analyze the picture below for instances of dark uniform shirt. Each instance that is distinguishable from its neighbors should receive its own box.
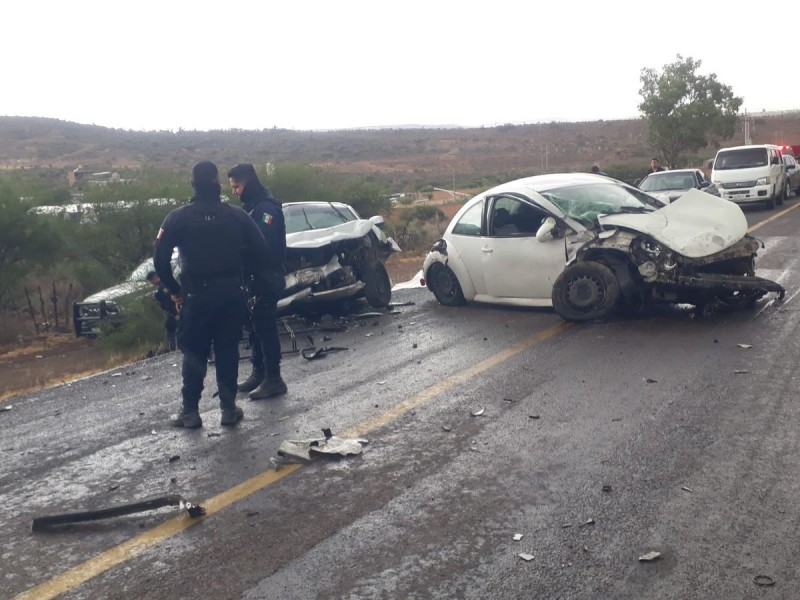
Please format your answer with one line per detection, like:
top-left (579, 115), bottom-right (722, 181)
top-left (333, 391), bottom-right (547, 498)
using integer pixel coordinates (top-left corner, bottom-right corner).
top-left (240, 181), bottom-right (286, 275)
top-left (153, 190), bottom-right (271, 294)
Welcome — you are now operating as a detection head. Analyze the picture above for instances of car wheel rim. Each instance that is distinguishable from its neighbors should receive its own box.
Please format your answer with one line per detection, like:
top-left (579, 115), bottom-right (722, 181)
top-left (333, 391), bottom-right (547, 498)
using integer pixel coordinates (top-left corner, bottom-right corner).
top-left (566, 274), bottom-right (605, 310)
top-left (436, 270), bottom-right (456, 298)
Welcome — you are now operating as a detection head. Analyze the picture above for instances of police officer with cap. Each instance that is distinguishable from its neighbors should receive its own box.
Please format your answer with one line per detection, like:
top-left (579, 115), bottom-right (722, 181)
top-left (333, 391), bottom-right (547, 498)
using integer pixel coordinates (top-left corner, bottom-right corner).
top-left (153, 161), bottom-right (272, 429)
top-left (227, 163), bottom-right (287, 399)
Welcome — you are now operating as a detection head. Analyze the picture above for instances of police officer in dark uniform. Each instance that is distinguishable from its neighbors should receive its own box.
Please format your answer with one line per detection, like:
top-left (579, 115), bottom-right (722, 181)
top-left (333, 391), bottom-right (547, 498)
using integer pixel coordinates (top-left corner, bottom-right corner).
top-left (227, 163), bottom-right (288, 400)
top-left (146, 270), bottom-right (178, 351)
top-left (153, 161), bottom-right (272, 429)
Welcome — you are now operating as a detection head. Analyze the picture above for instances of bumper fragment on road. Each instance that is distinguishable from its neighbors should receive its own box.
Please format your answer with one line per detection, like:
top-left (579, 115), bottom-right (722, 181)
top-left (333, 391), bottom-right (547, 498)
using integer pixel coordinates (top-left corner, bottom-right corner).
top-left (31, 494), bottom-right (206, 532)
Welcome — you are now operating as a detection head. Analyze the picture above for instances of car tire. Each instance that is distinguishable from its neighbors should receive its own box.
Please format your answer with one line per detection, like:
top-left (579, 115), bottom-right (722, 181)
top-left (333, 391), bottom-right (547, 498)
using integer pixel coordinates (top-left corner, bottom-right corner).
top-left (427, 263), bottom-right (465, 306)
top-left (551, 261), bottom-right (621, 322)
top-left (765, 194), bottom-right (776, 210)
top-left (362, 262), bottom-right (392, 308)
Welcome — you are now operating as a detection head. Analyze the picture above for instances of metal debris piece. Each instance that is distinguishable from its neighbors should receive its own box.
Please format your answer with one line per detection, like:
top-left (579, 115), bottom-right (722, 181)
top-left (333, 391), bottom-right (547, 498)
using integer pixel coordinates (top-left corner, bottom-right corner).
top-left (108, 485), bottom-right (119, 492)
top-left (518, 553), bottom-right (535, 562)
top-left (111, 373), bottom-right (122, 378)
top-left (365, 332), bottom-right (374, 337)
top-left (442, 425), bottom-right (452, 432)
top-left (644, 377), bottom-right (658, 384)
top-left (0, 405), bottom-right (12, 413)
top-left (638, 551), bottom-right (661, 562)
top-left (513, 533), bottom-right (523, 541)
top-left (529, 414), bottom-right (540, 420)
top-left (141, 375), bottom-right (152, 381)
top-left (753, 575), bottom-right (775, 587)
top-left (470, 407), bottom-right (485, 417)
top-left (580, 518), bottom-right (595, 526)
top-left (734, 369), bottom-right (749, 374)
top-left (378, 381), bottom-right (387, 385)
top-left (681, 485), bottom-right (693, 493)
top-left (737, 343), bottom-right (753, 349)
top-left (151, 430), bottom-right (157, 435)
top-left (353, 312), bottom-right (384, 319)
top-left (31, 494), bottom-right (205, 532)
top-left (277, 428), bottom-right (368, 462)
top-left (583, 545), bottom-right (589, 552)
top-left (389, 301), bottom-right (416, 307)
top-left (301, 346), bottom-right (349, 360)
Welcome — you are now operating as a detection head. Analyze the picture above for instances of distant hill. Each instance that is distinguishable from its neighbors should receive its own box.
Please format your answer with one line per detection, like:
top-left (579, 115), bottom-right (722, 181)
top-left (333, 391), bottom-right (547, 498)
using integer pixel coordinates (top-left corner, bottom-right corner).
top-left (3, 114), bottom-right (800, 189)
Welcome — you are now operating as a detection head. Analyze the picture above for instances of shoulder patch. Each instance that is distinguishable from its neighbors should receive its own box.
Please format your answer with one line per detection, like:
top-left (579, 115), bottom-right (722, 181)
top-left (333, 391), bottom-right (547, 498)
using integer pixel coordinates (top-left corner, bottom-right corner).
top-left (156, 228), bottom-right (165, 240)
top-left (262, 213), bottom-right (273, 225)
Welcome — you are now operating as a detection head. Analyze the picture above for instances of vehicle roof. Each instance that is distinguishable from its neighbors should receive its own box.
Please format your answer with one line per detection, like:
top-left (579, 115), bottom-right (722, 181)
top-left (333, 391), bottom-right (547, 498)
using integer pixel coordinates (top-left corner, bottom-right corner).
top-left (715, 144), bottom-right (776, 153)
top-left (643, 169), bottom-right (700, 176)
top-left (479, 172), bottom-right (618, 196)
top-left (282, 201), bottom-right (354, 209)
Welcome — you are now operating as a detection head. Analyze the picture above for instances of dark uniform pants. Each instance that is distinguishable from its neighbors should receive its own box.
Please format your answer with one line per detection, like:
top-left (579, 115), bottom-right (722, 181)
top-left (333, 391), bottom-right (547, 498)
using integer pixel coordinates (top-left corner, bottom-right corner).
top-left (249, 289), bottom-right (281, 377)
top-left (177, 284), bottom-right (247, 411)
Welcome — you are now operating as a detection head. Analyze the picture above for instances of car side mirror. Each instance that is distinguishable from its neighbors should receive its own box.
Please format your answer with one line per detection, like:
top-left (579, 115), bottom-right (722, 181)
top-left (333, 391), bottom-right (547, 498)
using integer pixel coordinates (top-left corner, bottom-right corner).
top-left (536, 217), bottom-right (557, 242)
top-left (369, 215), bottom-right (386, 229)
top-left (699, 181), bottom-right (710, 188)
top-left (657, 194), bottom-right (672, 205)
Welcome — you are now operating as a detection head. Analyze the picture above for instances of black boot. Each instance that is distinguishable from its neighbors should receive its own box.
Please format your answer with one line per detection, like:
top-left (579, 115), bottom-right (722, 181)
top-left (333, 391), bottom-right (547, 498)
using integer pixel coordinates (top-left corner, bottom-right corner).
top-left (220, 404), bottom-right (244, 426)
top-left (170, 407), bottom-right (202, 429)
top-left (249, 375), bottom-right (287, 400)
top-left (237, 369), bottom-right (265, 393)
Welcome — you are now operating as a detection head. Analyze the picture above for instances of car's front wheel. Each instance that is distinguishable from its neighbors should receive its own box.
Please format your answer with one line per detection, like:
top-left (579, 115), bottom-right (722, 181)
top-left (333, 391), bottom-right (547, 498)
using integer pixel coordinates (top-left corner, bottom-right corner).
top-left (362, 262), bottom-right (392, 308)
top-left (552, 261), bottom-right (621, 322)
top-left (427, 263), bottom-right (465, 306)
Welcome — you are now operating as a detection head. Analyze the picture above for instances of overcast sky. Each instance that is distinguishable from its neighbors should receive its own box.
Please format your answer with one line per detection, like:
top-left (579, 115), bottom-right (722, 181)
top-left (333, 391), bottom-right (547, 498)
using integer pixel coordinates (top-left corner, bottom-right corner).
top-left (3, 1), bottom-right (796, 132)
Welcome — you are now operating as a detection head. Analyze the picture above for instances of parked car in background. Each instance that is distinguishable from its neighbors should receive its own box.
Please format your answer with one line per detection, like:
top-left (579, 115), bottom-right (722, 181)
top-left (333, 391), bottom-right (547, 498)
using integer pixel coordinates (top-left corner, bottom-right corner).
top-left (782, 153), bottom-right (800, 196)
top-left (279, 202), bottom-right (401, 312)
top-left (711, 144), bottom-right (788, 209)
top-left (637, 168), bottom-right (719, 202)
top-left (422, 173), bottom-right (783, 322)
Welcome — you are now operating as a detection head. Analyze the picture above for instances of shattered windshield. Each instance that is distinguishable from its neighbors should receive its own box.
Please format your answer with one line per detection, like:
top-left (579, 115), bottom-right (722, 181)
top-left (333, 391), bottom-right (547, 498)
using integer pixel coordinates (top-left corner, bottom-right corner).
top-left (283, 204), bottom-right (357, 234)
top-left (539, 182), bottom-right (661, 228)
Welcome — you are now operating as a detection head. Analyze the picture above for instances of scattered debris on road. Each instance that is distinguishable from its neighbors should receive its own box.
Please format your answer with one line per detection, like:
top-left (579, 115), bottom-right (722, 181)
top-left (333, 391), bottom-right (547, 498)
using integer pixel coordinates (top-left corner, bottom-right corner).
top-left (602, 484), bottom-right (612, 493)
top-left (734, 369), bottom-right (749, 374)
top-left (638, 551), bottom-right (662, 562)
top-left (470, 407), bottom-right (485, 417)
top-left (644, 377), bottom-right (658, 384)
top-left (168, 455), bottom-right (180, 463)
top-left (737, 343), bottom-right (753, 349)
top-left (0, 405), bottom-right (12, 413)
top-left (276, 428), bottom-right (368, 462)
top-left (442, 425), bottom-right (452, 432)
top-left (528, 414), bottom-right (540, 420)
top-left (580, 518), bottom-right (595, 527)
top-left (753, 575), bottom-right (775, 587)
top-left (31, 494), bottom-right (205, 532)
top-left (513, 533), bottom-right (524, 541)
top-left (681, 485), bottom-right (693, 493)
top-left (301, 346), bottom-right (349, 360)
top-left (518, 553), bottom-right (535, 562)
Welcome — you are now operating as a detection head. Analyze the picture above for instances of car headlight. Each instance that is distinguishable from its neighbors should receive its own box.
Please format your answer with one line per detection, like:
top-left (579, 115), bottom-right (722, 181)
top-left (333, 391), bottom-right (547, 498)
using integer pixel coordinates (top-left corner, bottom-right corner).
top-left (712, 180), bottom-right (723, 189)
top-left (756, 177), bottom-right (771, 186)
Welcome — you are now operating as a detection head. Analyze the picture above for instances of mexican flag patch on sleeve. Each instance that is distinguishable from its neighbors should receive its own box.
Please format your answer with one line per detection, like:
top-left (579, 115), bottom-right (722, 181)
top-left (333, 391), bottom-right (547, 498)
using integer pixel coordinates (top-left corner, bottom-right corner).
top-left (262, 213), bottom-right (273, 225)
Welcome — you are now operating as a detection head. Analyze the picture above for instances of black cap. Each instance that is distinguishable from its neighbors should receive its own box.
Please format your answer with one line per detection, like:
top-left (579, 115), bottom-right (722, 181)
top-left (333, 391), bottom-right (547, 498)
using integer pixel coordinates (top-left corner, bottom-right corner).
top-left (191, 161), bottom-right (219, 190)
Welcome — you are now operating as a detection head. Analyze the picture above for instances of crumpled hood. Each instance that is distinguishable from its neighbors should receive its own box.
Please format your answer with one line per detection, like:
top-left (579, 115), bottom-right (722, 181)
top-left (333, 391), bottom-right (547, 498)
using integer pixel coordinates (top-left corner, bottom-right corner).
top-left (287, 220), bottom-right (400, 252)
top-left (82, 281), bottom-right (150, 303)
top-left (598, 189), bottom-right (748, 258)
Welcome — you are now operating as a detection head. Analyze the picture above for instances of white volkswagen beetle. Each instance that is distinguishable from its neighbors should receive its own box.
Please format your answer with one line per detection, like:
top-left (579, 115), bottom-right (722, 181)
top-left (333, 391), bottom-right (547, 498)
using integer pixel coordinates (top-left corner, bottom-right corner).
top-left (422, 173), bottom-right (783, 321)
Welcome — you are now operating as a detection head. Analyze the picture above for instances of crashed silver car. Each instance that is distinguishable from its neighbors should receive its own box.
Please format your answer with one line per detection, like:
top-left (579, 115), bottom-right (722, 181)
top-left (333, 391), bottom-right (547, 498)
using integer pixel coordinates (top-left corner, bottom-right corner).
top-left (73, 259), bottom-right (155, 337)
top-left (279, 202), bottom-right (401, 312)
top-left (423, 173), bottom-right (784, 321)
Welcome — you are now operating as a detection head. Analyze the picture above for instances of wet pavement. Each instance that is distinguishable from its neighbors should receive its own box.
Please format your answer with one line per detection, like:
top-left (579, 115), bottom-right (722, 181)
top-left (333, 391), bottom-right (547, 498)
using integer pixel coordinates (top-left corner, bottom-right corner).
top-left (4, 199), bottom-right (800, 599)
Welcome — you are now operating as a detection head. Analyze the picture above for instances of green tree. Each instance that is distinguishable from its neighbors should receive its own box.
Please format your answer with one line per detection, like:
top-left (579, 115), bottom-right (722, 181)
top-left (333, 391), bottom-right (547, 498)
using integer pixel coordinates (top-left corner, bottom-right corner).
top-left (638, 55), bottom-right (742, 168)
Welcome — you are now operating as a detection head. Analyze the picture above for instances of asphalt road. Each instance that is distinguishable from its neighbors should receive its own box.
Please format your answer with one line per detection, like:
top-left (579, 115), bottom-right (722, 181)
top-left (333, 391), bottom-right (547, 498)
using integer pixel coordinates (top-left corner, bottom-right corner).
top-left (4, 198), bottom-right (800, 600)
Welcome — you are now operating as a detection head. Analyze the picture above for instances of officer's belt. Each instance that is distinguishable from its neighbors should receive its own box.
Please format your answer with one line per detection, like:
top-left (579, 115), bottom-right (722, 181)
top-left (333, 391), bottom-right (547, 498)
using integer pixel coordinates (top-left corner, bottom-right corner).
top-left (183, 274), bottom-right (242, 292)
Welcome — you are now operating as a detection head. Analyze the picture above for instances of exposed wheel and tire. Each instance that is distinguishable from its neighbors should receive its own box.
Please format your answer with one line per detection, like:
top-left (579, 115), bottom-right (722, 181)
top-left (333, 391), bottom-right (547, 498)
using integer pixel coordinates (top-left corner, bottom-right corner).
top-left (551, 261), bottom-right (621, 322)
top-left (362, 262), bottom-right (392, 307)
top-left (765, 194), bottom-right (777, 210)
top-left (427, 263), bottom-right (465, 306)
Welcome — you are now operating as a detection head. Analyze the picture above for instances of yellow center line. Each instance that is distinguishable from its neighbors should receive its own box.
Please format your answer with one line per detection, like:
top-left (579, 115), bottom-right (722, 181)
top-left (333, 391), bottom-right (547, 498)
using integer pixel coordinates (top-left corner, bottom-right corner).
top-left (747, 201), bottom-right (800, 233)
top-left (14, 321), bottom-right (572, 600)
